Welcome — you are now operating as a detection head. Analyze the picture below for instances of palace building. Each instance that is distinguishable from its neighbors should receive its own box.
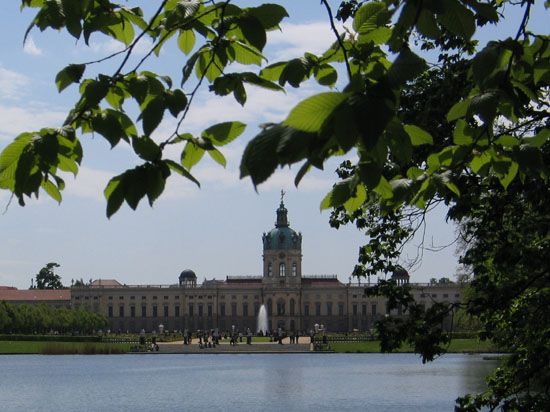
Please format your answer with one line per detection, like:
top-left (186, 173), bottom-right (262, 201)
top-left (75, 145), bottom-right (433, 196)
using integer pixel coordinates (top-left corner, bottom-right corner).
top-left (69, 197), bottom-right (461, 333)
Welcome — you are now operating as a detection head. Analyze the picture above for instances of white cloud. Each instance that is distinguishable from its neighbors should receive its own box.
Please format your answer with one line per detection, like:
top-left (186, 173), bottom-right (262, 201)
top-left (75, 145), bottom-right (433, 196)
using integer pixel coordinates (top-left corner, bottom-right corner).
top-left (88, 37), bottom-right (153, 56)
top-left (0, 67), bottom-right (30, 100)
top-left (0, 103), bottom-right (66, 141)
top-left (266, 21), bottom-right (340, 61)
top-left (23, 36), bottom-right (43, 56)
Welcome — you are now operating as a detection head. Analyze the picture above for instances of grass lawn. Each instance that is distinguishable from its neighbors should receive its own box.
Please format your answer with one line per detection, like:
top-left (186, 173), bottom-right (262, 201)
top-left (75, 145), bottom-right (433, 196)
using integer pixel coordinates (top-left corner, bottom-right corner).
top-left (331, 339), bottom-right (499, 353)
top-left (0, 341), bottom-right (132, 354)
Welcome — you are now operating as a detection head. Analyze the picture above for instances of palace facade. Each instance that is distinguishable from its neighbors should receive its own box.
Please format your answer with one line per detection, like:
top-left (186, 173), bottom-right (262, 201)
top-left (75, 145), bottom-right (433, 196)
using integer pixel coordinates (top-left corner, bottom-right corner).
top-left (70, 199), bottom-right (462, 333)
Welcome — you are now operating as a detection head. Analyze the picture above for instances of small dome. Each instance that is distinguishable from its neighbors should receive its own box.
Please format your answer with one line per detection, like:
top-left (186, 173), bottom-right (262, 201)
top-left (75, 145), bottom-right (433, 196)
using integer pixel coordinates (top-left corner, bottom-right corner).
top-left (263, 194), bottom-right (302, 251)
top-left (263, 227), bottom-right (301, 250)
top-left (179, 269), bottom-right (197, 280)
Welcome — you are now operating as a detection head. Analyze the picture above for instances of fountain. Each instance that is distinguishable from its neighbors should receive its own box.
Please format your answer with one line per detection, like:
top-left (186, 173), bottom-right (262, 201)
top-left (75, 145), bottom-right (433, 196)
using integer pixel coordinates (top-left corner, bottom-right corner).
top-left (257, 304), bottom-right (268, 334)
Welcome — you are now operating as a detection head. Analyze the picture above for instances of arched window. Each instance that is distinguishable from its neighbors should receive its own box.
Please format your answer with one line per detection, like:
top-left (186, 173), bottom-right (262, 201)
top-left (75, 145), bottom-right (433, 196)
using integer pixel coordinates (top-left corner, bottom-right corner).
top-left (267, 263), bottom-right (272, 277)
top-left (279, 263), bottom-right (286, 277)
top-left (277, 299), bottom-right (285, 315)
top-left (292, 262), bottom-right (297, 276)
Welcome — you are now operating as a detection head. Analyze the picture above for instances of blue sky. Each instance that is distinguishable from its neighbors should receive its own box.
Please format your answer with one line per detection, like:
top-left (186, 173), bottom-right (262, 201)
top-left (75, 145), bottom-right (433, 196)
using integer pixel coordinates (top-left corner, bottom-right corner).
top-left (0, 1), bottom-right (546, 289)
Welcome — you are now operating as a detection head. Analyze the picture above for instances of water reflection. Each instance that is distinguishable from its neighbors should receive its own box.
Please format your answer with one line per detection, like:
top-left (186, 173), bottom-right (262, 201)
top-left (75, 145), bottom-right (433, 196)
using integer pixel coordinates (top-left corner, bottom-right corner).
top-left (0, 354), bottom-right (496, 411)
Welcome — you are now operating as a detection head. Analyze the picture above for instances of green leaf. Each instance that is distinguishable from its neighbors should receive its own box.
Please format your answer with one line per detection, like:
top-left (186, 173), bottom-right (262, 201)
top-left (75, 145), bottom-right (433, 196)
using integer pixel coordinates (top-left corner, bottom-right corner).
top-left (165, 89), bottom-right (187, 117)
top-left (495, 135), bottom-right (519, 148)
top-left (471, 43), bottom-right (500, 85)
top-left (104, 176), bottom-right (125, 218)
top-left (181, 141), bottom-right (205, 170)
top-left (437, 0), bottom-right (476, 39)
top-left (447, 98), bottom-right (471, 121)
top-left (353, 2), bottom-right (387, 33)
top-left (132, 137), bottom-right (161, 162)
top-left (403, 124), bottom-right (433, 146)
top-left (261, 62), bottom-right (287, 82)
top-left (314, 64), bottom-right (337, 87)
top-left (496, 161), bottom-right (518, 189)
top-left (41, 178), bottom-right (62, 203)
top-left (524, 128), bottom-right (549, 148)
top-left (228, 41), bottom-right (264, 65)
top-left (55, 64), bottom-right (85, 93)
top-left (164, 159), bottom-right (200, 187)
top-left (207, 148), bottom-right (226, 167)
top-left (201, 122), bottom-right (246, 146)
top-left (469, 90), bottom-right (499, 122)
top-left (452, 120), bottom-right (474, 146)
top-left (240, 124), bottom-right (284, 186)
top-left (416, 9), bottom-right (440, 39)
top-left (279, 58), bottom-right (309, 87)
top-left (145, 165), bottom-right (165, 206)
top-left (373, 176), bottom-right (393, 199)
top-left (470, 151), bottom-right (492, 174)
top-left (320, 181), bottom-right (352, 210)
top-left (388, 49), bottom-right (427, 87)
top-left (139, 95), bottom-right (165, 136)
top-left (284, 92), bottom-right (347, 132)
top-left (178, 29), bottom-right (196, 54)
top-left (246, 3), bottom-right (288, 30)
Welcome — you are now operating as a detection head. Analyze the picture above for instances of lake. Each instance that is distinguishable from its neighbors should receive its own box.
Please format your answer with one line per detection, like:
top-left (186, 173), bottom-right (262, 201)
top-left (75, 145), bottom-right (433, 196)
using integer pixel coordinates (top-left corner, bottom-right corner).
top-left (0, 353), bottom-right (496, 411)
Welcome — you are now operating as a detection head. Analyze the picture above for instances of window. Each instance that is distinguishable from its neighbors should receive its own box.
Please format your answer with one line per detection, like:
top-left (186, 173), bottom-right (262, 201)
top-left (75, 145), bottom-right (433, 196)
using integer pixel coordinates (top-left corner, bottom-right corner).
top-left (84, 296), bottom-right (89, 300)
top-left (108, 296), bottom-right (113, 300)
top-left (175, 306), bottom-right (180, 317)
top-left (220, 303), bottom-right (225, 316)
top-left (315, 303), bottom-right (321, 316)
top-left (443, 294), bottom-right (449, 298)
top-left (164, 305), bottom-right (169, 317)
top-left (455, 293), bottom-right (460, 298)
top-left (362, 304), bottom-right (367, 316)
top-left (141, 305), bottom-right (146, 318)
top-left (326, 302), bottom-right (333, 316)
top-left (198, 304), bottom-right (203, 317)
top-left (141, 296), bottom-right (146, 300)
top-left (175, 296), bottom-right (179, 300)
top-left (304, 304), bottom-right (310, 316)
top-left (130, 296), bottom-right (135, 300)
top-left (231, 303), bottom-right (237, 316)
top-left (164, 296), bottom-right (169, 300)
top-left (290, 299), bottom-right (295, 316)
top-left (75, 296), bottom-right (80, 300)
top-left (152, 305), bottom-right (158, 317)
top-left (93, 296), bottom-right (98, 300)
top-left (254, 302), bottom-right (260, 316)
top-left (119, 296), bottom-right (124, 300)
top-left (277, 301), bottom-right (285, 315)
top-left (231, 295), bottom-right (237, 300)
top-left (279, 262), bottom-right (286, 277)
top-left (338, 304), bottom-right (344, 316)
top-left (243, 295), bottom-right (248, 300)
top-left (189, 304), bottom-right (194, 316)
top-left (243, 303), bottom-right (248, 317)
top-left (153, 296), bottom-right (158, 300)
top-left (208, 304), bottom-right (213, 317)
top-left (108, 306), bottom-right (113, 318)
top-left (130, 306), bottom-right (135, 318)
top-left (353, 304), bottom-right (358, 316)
top-left (292, 262), bottom-right (297, 276)
top-left (119, 306), bottom-right (124, 317)
top-left (432, 294), bottom-right (438, 298)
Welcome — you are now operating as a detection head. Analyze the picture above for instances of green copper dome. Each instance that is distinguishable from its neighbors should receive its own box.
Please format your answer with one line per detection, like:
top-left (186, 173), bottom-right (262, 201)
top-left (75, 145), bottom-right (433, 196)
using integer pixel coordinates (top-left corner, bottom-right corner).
top-left (263, 197), bottom-right (302, 250)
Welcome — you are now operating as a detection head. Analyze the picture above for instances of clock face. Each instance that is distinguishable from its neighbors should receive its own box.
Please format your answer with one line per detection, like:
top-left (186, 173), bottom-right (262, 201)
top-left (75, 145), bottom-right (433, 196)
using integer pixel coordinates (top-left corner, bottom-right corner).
top-left (279, 253), bottom-right (285, 259)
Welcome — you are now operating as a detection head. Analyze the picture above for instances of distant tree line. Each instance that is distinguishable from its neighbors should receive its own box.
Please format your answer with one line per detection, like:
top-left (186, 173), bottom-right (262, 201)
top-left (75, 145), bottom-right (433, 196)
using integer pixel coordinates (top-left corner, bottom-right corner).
top-left (0, 301), bottom-right (107, 334)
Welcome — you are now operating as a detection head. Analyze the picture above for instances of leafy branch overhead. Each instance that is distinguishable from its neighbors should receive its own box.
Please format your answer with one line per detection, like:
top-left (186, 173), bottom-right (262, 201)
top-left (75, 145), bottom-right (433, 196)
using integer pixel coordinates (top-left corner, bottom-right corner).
top-left (1, 1), bottom-right (549, 409)
top-left (3, 0), bottom-right (288, 216)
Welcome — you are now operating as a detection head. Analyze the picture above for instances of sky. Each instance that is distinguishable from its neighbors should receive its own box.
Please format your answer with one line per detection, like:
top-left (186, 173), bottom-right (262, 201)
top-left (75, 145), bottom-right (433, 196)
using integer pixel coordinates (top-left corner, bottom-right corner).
top-left (0, 1), bottom-right (546, 289)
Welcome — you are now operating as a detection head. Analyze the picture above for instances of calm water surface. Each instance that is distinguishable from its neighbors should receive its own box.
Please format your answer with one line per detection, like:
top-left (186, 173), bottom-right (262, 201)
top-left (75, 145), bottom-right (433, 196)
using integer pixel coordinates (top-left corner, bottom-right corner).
top-left (0, 353), bottom-right (496, 411)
